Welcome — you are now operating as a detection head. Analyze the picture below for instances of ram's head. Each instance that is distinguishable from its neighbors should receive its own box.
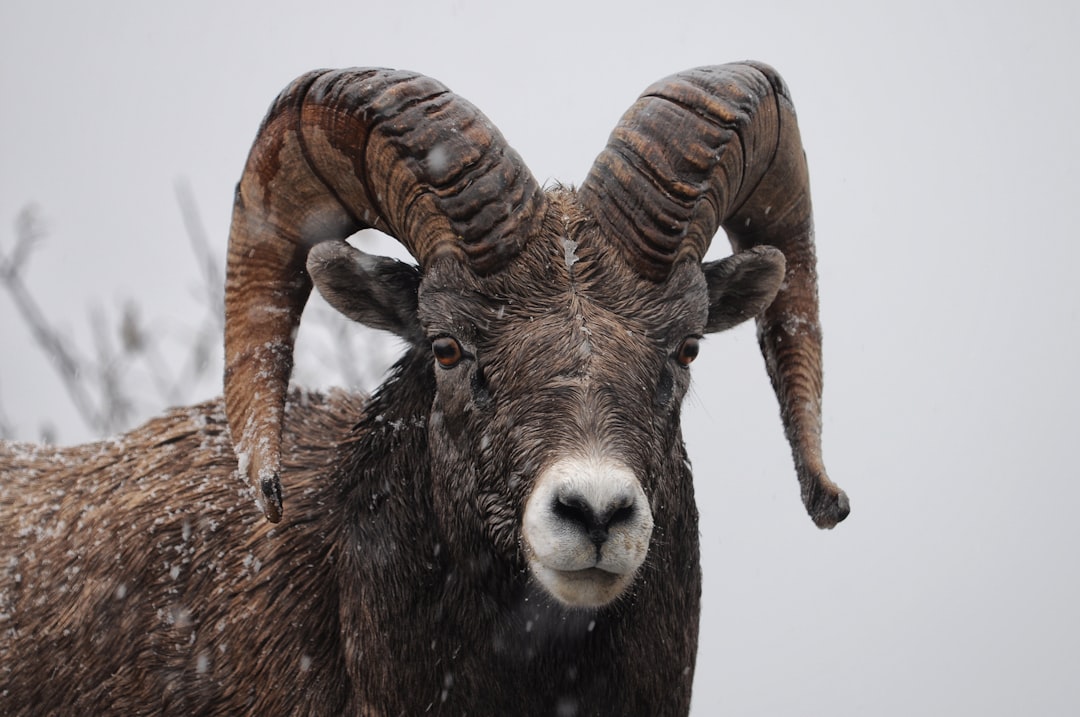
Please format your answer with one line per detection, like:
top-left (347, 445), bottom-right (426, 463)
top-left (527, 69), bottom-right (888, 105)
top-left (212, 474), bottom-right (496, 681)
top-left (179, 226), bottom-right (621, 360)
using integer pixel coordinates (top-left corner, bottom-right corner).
top-left (224, 64), bottom-right (848, 608)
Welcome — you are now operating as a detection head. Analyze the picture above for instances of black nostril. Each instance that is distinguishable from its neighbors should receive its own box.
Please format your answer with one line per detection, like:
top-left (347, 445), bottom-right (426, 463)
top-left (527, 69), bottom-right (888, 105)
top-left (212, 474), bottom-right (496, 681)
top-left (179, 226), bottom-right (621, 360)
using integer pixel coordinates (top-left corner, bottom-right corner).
top-left (553, 495), bottom-right (596, 529)
top-left (553, 492), bottom-right (636, 547)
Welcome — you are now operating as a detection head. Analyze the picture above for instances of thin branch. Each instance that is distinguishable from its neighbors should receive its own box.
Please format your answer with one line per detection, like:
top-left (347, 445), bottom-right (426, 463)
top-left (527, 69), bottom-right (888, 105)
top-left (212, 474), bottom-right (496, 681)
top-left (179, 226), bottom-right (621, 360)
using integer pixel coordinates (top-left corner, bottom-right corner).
top-left (89, 303), bottom-right (135, 435)
top-left (175, 178), bottom-right (223, 332)
top-left (3, 189), bottom-right (388, 442)
top-left (1, 207), bottom-right (107, 433)
top-left (121, 300), bottom-right (185, 406)
top-left (169, 317), bottom-right (218, 389)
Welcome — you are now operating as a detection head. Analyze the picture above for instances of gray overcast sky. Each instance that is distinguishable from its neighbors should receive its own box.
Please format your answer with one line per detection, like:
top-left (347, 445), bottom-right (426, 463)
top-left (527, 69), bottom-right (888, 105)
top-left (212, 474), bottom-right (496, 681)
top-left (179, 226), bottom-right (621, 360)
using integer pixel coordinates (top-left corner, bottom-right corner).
top-left (2, 1), bottom-right (1078, 714)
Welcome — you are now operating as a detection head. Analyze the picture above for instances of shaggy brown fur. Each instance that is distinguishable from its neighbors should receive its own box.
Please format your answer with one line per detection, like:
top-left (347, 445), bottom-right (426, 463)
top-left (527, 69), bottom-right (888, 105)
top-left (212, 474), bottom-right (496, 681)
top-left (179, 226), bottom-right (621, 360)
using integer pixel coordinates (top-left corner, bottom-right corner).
top-left (1, 392), bottom-right (359, 713)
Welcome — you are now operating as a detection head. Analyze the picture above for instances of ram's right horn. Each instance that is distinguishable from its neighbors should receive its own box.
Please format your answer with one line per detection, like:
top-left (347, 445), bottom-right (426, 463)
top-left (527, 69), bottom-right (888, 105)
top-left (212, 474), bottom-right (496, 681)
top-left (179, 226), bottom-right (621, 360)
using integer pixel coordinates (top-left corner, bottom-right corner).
top-left (224, 68), bottom-right (547, 521)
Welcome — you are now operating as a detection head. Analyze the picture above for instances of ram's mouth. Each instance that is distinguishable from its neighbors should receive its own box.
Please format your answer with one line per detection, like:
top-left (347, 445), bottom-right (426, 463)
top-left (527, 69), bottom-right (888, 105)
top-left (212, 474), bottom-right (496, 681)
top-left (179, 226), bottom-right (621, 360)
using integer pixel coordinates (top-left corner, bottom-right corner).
top-left (528, 561), bottom-right (635, 609)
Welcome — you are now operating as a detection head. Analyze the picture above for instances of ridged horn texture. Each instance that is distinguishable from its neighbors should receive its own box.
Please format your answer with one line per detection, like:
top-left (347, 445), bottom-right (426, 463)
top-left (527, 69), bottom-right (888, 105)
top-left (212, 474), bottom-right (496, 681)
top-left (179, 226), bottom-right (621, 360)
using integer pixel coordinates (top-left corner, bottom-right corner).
top-left (579, 62), bottom-right (849, 527)
top-left (224, 68), bottom-right (546, 522)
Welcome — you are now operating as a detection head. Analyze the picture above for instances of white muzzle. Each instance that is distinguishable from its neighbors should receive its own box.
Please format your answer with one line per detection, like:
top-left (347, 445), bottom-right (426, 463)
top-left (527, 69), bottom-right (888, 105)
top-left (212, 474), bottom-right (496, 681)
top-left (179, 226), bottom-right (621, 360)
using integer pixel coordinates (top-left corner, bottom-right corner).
top-left (522, 452), bottom-right (654, 608)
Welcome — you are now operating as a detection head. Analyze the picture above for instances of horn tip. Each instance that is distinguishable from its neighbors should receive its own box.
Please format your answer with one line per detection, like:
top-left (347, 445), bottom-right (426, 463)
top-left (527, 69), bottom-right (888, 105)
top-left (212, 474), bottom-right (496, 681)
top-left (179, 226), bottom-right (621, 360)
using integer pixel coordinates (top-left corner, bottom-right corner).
top-left (259, 474), bottom-right (284, 523)
top-left (806, 478), bottom-right (850, 529)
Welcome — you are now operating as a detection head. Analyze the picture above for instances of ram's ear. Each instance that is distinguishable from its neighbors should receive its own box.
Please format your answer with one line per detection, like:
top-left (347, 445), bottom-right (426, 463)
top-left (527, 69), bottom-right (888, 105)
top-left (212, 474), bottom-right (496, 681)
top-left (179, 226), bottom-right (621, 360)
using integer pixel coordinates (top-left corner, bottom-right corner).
top-left (703, 245), bottom-right (787, 333)
top-left (307, 241), bottom-right (423, 342)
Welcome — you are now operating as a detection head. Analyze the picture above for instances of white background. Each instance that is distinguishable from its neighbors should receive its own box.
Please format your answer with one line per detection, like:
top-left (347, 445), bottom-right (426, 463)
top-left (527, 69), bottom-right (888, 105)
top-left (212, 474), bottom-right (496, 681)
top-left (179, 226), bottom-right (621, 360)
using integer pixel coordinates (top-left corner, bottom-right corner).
top-left (2, 1), bottom-right (1078, 713)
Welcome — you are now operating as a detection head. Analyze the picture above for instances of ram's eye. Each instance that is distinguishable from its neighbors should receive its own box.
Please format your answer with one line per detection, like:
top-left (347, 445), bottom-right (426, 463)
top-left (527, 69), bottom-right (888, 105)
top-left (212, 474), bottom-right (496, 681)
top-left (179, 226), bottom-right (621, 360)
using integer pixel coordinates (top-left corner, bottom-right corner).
top-left (675, 337), bottom-right (700, 367)
top-left (432, 336), bottom-right (464, 368)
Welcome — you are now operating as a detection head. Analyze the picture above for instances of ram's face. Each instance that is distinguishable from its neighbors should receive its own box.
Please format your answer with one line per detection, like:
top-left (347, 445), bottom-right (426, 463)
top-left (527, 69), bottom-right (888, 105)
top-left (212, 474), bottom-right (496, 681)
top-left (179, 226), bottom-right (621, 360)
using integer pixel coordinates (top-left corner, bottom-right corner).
top-left (417, 215), bottom-right (709, 608)
top-left (305, 190), bottom-right (785, 609)
top-left (303, 194), bottom-right (786, 610)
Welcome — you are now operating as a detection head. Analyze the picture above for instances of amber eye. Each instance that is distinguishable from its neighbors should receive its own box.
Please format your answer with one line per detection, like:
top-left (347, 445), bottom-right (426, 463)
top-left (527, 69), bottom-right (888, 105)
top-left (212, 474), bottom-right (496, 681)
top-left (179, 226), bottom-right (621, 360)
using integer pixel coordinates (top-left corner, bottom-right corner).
top-left (432, 336), bottom-right (464, 368)
top-left (676, 337), bottom-right (700, 367)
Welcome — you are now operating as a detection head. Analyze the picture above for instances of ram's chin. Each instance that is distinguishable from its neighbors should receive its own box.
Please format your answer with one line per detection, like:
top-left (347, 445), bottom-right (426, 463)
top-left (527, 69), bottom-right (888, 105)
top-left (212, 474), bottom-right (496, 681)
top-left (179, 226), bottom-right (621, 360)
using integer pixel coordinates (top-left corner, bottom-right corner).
top-left (529, 562), bottom-right (635, 609)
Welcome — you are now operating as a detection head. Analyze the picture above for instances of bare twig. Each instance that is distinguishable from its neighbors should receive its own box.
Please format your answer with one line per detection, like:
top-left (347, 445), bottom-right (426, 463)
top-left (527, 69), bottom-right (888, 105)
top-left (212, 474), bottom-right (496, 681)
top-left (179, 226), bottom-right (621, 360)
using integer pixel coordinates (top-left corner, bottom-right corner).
top-left (89, 303), bottom-right (133, 435)
top-left (121, 300), bottom-right (185, 407)
top-left (3, 186), bottom-right (389, 443)
top-left (175, 178), bottom-right (223, 332)
top-left (1, 207), bottom-right (108, 434)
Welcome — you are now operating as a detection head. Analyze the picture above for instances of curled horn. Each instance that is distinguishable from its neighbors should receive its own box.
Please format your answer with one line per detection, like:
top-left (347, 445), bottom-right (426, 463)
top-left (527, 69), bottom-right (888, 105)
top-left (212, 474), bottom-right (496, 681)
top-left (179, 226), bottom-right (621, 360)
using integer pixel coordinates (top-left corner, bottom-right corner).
top-left (579, 62), bottom-right (849, 527)
top-left (225, 68), bottom-right (546, 522)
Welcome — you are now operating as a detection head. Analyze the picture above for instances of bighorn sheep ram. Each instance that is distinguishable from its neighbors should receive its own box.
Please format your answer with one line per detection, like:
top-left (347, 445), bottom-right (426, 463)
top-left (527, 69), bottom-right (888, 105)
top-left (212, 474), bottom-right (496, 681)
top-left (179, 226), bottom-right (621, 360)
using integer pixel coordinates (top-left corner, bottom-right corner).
top-left (0, 62), bottom-right (848, 714)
